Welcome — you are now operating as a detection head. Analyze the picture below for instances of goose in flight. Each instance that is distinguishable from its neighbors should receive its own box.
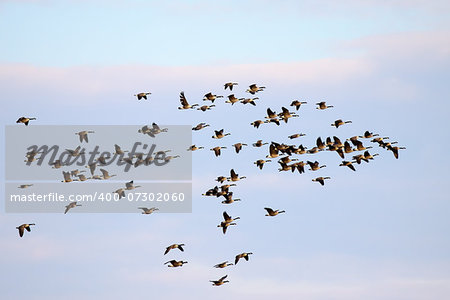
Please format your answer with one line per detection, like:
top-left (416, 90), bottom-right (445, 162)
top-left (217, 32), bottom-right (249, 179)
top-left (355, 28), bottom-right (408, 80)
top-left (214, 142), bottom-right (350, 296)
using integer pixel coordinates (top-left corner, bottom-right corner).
top-left (312, 176), bottom-right (331, 186)
top-left (138, 207), bottom-right (159, 214)
top-left (192, 123), bottom-right (210, 131)
top-left (203, 92), bottom-right (223, 102)
top-left (188, 145), bottom-right (204, 151)
top-left (291, 161), bottom-right (306, 174)
top-left (197, 105), bottom-right (215, 111)
top-left (65, 146), bottom-right (85, 157)
top-left (218, 211), bottom-right (240, 234)
top-left (100, 169), bottom-right (116, 180)
top-left (288, 133), bottom-right (305, 139)
top-left (246, 84), bottom-right (265, 94)
top-left (76, 130), bottom-right (94, 143)
top-left (164, 260), bottom-right (188, 267)
top-left (266, 143), bottom-right (280, 158)
top-left (134, 92), bottom-right (151, 100)
top-left (331, 119), bottom-right (352, 128)
top-left (18, 184), bottom-right (33, 189)
top-left (307, 161), bottom-right (326, 171)
top-left (316, 101), bottom-right (333, 110)
top-left (339, 160), bottom-right (357, 171)
top-left (343, 141), bottom-right (356, 154)
top-left (224, 82), bottom-right (238, 90)
top-left (150, 123), bottom-right (168, 135)
top-left (212, 129), bottom-right (231, 139)
top-left (125, 180), bottom-right (141, 190)
top-left (294, 144), bottom-right (308, 155)
top-left (16, 223), bottom-right (35, 237)
top-left (202, 186), bottom-right (219, 197)
top-left (114, 144), bottom-right (128, 155)
top-left (363, 150), bottom-right (379, 161)
top-left (353, 140), bottom-right (373, 151)
top-left (61, 171), bottom-right (73, 183)
top-left (278, 156), bottom-right (298, 164)
top-left (228, 169), bottom-right (246, 181)
top-left (51, 160), bottom-right (63, 169)
top-left (24, 150), bottom-right (41, 163)
top-left (235, 252), bottom-right (253, 264)
top-left (16, 117), bottom-right (36, 126)
top-left (215, 176), bottom-right (227, 184)
top-left (360, 130), bottom-right (379, 139)
top-left (211, 146), bottom-right (227, 157)
top-left (387, 145), bottom-right (406, 159)
top-left (113, 188), bottom-right (126, 199)
top-left (178, 91), bottom-right (198, 109)
top-left (214, 261), bottom-right (233, 268)
top-left (210, 275), bottom-right (229, 286)
top-left (64, 201), bottom-right (81, 214)
top-left (278, 162), bottom-right (292, 172)
top-left (164, 243), bottom-right (185, 255)
top-left (221, 195), bottom-right (241, 204)
top-left (265, 108), bottom-right (278, 119)
top-left (233, 143), bottom-right (248, 153)
top-left (225, 94), bottom-right (241, 105)
top-left (316, 137), bottom-right (326, 150)
top-left (290, 100), bottom-right (307, 110)
top-left (254, 159), bottom-right (271, 170)
top-left (240, 97), bottom-right (258, 106)
top-left (138, 125), bottom-right (153, 137)
top-left (278, 107), bottom-right (299, 123)
top-left (264, 207), bottom-right (286, 216)
top-left (253, 140), bottom-right (268, 147)
top-left (222, 211), bottom-right (240, 224)
top-left (251, 120), bottom-right (264, 129)
top-left (352, 154), bottom-right (367, 164)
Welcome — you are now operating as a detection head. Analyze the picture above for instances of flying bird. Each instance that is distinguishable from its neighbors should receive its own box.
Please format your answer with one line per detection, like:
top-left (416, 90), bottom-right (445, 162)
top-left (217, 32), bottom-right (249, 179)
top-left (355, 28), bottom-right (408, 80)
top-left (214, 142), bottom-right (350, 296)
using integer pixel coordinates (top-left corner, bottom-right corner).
top-left (290, 100), bottom-right (307, 110)
top-left (331, 119), bottom-right (352, 128)
top-left (316, 101), bottom-right (333, 110)
top-left (164, 260), bottom-right (187, 267)
top-left (64, 201), bottom-right (81, 214)
top-left (264, 207), bottom-right (286, 216)
top-left (178, 91), bottom-right (198, 109)
top-left (312, 177), bottom-right (331, 186)
top-left (203, 92), bottom-right (223, 102)
top-left (214, 261), bottom-right (233, 268)
top-left (224, 82), bottom-right (238, 90)
top-left (16, 117), bottom-right (36, 126)
top-left (76, 130), bottom-right (94, 143)
top-left (134, 92), bottom-right (151, 100)
top-left (164, 243), bottom-right (185, 255)
top-left (16, 223), bottom-right (35, 237)
top-left (246, 84), bottom-right (265, 94)
top-left (210, 275), bottom-right (230, 286)
top-left (235, 252), bottom-right (253, 264)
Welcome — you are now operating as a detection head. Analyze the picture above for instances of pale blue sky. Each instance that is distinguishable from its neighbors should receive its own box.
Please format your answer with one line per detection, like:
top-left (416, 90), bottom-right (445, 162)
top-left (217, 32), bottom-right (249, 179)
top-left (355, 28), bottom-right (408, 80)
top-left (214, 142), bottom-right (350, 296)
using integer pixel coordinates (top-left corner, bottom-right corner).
top-left (1, 1), bottom-right (450, 299)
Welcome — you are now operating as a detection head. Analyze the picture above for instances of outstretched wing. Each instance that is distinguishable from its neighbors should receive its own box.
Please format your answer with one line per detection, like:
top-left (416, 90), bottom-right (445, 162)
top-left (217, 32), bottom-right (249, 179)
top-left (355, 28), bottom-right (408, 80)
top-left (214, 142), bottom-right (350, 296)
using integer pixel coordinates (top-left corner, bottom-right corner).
top-left (223, 211), bottom-right (231, 221)
top-left (18, 226), bottom-right (24, 237)
top-left (179, 91), bottom-right (188, 106)
top-left (264, 207), bottom-right (274, 214)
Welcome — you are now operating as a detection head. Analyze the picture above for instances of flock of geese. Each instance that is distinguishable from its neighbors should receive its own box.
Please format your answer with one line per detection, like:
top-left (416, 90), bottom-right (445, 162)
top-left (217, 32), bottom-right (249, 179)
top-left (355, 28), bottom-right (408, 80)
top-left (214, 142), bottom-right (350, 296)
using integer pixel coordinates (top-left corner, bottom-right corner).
top-left (176, 82), bottom-right (405, 285)
top-left (14, 81), bottom-right (405, 287)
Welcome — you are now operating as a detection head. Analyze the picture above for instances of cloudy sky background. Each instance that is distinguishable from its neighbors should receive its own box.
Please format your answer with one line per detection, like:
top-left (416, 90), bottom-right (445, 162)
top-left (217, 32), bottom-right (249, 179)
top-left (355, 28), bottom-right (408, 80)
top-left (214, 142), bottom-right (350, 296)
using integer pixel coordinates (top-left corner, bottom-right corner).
top-left (1, 1), bottom-right (449, 299)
